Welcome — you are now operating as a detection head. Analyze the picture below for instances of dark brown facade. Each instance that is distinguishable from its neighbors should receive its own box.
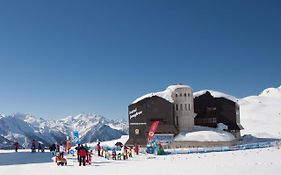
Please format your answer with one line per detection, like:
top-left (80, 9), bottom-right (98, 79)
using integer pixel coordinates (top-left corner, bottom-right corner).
top-left (194, 91), bottom-right (243, 137)
top-left (126, 96), bottom-right (178, 146)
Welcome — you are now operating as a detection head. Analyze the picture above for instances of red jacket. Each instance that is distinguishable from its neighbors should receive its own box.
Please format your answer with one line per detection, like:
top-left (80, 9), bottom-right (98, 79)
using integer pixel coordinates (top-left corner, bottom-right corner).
top-left (96, 144), bottom-right (101, 151)
top-left (15, 142), bottom-right (19, 148)
top-left (79, 148), bottom-right (87, 157)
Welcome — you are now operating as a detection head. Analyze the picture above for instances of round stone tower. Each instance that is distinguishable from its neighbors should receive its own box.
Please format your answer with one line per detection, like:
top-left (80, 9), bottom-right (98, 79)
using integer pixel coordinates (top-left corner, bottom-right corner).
top-left (170, 84), bottom-right (195, 131)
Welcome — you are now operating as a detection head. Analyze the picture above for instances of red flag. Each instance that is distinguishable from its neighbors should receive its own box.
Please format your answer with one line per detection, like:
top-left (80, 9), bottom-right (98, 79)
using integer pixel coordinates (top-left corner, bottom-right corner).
top-left (147, 121), bottom-right (159, 141)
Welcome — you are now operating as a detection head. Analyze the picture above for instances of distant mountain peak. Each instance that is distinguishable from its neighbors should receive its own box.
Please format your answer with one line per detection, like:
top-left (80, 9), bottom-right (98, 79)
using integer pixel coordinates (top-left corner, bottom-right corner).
top-left (0, 113), bottom-right (128, 149)
top-left (260, 86), bottom-right (281, 98)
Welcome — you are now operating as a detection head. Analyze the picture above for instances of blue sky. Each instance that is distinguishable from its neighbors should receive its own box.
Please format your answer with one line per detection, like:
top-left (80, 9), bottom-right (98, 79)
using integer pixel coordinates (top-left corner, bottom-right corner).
top-left (0, 0), bottom-right (280, 120)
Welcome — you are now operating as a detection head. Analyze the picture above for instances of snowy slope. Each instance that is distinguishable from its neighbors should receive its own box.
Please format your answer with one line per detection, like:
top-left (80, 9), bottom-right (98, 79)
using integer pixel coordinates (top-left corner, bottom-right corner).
top-left (239, 86), bottom-right (281, 138)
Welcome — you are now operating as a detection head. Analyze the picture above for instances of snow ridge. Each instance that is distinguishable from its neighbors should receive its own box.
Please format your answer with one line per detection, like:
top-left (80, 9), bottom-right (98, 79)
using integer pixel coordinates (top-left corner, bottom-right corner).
top-left (0, 113), bottom-right (128, 149)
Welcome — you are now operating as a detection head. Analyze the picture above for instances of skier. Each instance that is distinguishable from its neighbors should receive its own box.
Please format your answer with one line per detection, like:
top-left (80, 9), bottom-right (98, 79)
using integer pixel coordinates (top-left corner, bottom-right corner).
top-left (15, 140), bottom-right (19, 152)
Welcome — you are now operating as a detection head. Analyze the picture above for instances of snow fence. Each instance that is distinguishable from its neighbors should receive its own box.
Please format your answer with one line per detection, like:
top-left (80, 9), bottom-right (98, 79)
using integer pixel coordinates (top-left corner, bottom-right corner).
top-left (167, 140), bottom-right (281, 155)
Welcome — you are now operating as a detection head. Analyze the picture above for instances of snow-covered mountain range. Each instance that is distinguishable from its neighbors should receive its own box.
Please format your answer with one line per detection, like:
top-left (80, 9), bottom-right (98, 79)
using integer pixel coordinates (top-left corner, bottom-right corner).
top-left (1, 85), bottom-right (280, 149)
top-left (0, 113), bottom-right (128, 149)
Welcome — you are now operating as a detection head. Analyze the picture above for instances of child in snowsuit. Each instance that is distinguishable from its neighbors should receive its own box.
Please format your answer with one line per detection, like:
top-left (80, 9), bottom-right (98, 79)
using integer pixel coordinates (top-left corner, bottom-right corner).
top-left (87, 150), bottom-right (93, 165)
top-left (117, 153), bottom-right (122, 160)
top-left (134, 144), bottom-right (139, 155)
top-left (112, 149), bottom-right (117, 160)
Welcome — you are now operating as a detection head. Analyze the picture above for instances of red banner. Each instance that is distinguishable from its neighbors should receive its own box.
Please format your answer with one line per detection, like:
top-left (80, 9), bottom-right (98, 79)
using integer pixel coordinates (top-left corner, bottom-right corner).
top-left (147, 121), bottom-right (159, 141)
top-left (66, 140), bottom-right (70, 154)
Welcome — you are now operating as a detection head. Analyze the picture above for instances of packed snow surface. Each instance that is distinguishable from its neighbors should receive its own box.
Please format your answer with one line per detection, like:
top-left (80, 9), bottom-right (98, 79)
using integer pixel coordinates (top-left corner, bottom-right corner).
top-left (1, 147), bottom-right (281, 175)
top-left (174, 126), bottom-right (235, 142)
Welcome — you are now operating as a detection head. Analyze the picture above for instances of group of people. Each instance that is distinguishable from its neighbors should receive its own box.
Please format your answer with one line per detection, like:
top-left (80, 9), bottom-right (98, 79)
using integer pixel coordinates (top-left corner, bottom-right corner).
top-left (31, 139), bottom-right (45, 152)
top-left (146, 141), bottom-right (165, 155)
top-left (75, 144), bottom-right (93, 166)
top-left (72, 142), bottom-right (140, 166)
top-left (95, 142), bottom-right (139, 161)
top-left (14, 139), bottom-right (45, 152)
top-left (49, 143), bottom-right (65, 156)
top-left (14, 138), bottom-right (141, 166)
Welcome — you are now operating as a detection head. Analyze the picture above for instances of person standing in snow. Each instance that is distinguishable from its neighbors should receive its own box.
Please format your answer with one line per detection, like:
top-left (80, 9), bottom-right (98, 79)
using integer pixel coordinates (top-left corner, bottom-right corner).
top-left (59, 143), bottom-right (65, 158)
top-left (96, 142), bottom-right (101, 157)
top-left (87, 150), bottom-right (93, 165)
top-left (78, 144), bottom-right (87, 166)
top-left (75, 144), bottom-right (81, 161)
top-left (122, 146), bottom-right (128, 160)
top-left (49, 144), bottom-right (56, 155)
top-left (112, 148), bottom-right (117, 160)
top-left (134, 144), bottom-right (139, 155)
top-left (31, 139), bottom-right (36, 152)
top-left (38, 143), bottom-right (42, 152)
top-left (15, 140), bottom-right (20, 152)
top-left (85, 144), bottom-right (89, 163)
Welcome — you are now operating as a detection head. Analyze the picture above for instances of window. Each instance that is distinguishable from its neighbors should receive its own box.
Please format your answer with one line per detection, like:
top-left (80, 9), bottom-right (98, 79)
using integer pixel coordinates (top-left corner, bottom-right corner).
top-left (180, 104), bottom-right (183, 111)
top-left (188, 104), bottom-right (191, 111)
top-left (175, 94), bottom-right (178, 97)
top-left (135, 129), bottom-right (140, 135)
top-left (180, 93), bottom-right (182, 97)
top-left (188, 93), bottom-right (190, 97)
top-left (185, 104), bottom-right (188, 111)
top-left (184, 93), bottom-right (187, 97)
top-left (176, 104), bottom-right (178, 111)
top-left (207, 107), bottom-right (216, 117)
top-left (176, 116), bottom-right (179, 126)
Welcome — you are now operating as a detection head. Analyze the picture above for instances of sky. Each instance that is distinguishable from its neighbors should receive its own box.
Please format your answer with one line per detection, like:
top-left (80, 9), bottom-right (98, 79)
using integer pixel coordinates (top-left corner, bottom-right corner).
top-left (0, 0), bottom-right (280, 120)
